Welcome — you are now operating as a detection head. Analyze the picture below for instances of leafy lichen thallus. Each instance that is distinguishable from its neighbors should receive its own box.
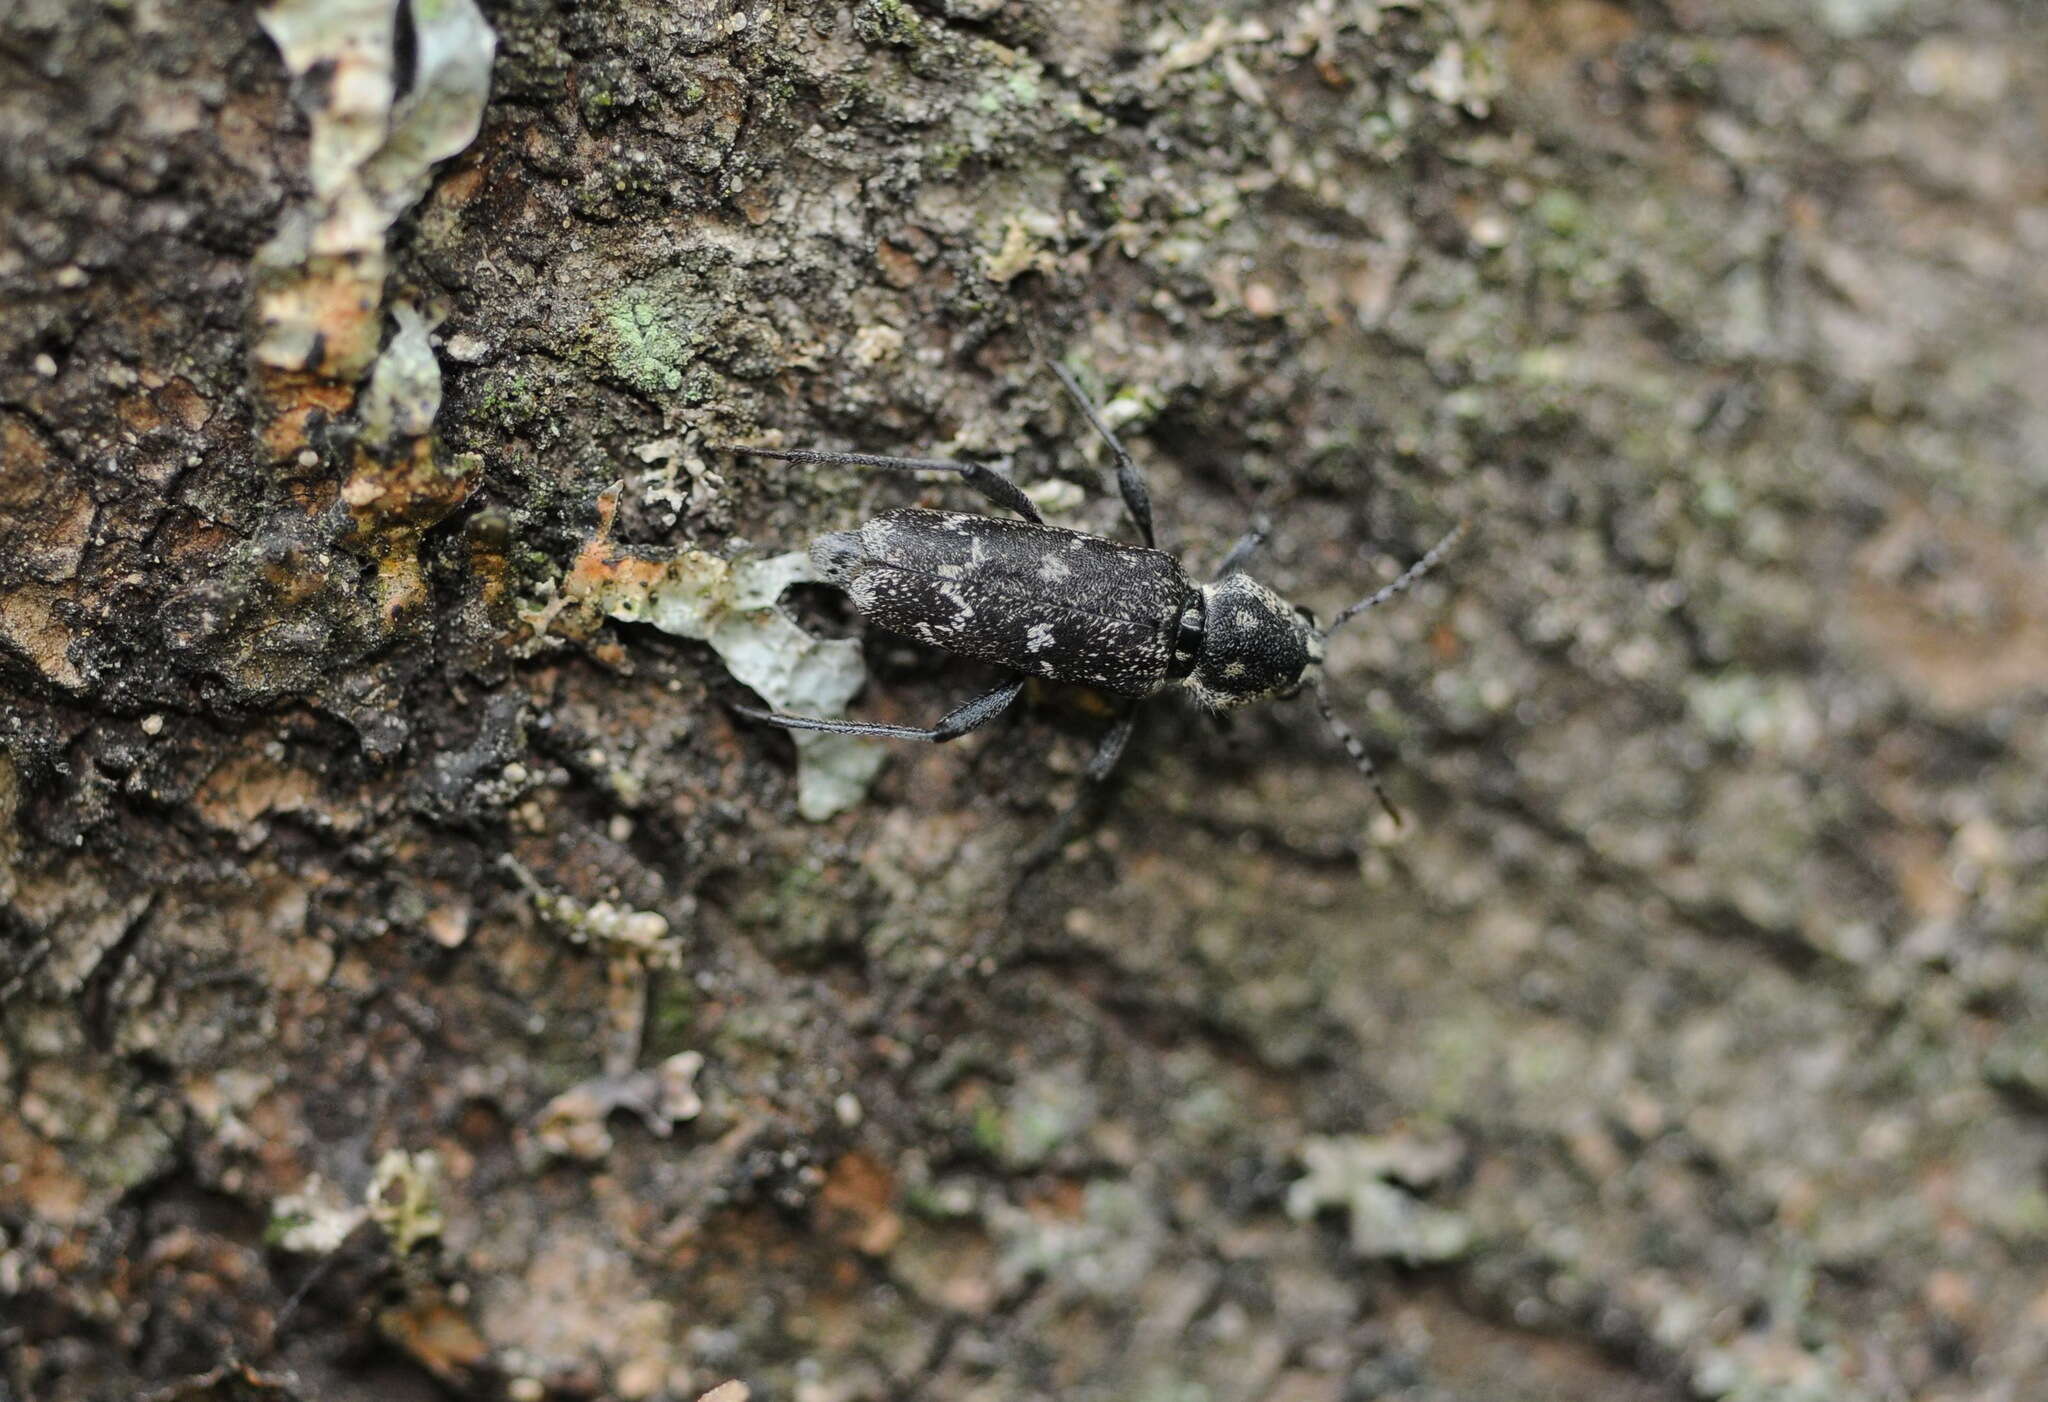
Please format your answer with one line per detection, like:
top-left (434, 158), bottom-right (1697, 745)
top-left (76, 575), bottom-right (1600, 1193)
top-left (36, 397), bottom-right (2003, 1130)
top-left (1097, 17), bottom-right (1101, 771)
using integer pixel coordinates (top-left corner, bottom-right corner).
top-left (720, 362), bottom-right (1467, 832)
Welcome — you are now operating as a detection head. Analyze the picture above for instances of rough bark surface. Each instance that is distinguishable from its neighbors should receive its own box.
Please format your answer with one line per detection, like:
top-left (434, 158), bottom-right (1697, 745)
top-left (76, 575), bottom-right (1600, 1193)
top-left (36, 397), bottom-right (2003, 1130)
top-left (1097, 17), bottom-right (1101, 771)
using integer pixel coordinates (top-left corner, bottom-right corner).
top-left (4, 1), bottom-right (2046, 1400)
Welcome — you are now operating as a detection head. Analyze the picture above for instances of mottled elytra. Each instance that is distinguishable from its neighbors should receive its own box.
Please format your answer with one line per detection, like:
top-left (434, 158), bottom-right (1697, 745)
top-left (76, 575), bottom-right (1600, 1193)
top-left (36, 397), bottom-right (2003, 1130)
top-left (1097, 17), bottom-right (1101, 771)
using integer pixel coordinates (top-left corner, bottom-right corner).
top-left (719, 361), bottom-right (1467, 833)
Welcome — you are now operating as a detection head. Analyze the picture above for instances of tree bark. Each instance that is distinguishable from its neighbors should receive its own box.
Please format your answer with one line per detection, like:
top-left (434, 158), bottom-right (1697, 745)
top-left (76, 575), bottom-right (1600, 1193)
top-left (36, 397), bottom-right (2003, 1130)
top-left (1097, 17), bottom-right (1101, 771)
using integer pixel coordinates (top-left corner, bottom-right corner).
top-left (4, 1), bottom-right (2046, 1399)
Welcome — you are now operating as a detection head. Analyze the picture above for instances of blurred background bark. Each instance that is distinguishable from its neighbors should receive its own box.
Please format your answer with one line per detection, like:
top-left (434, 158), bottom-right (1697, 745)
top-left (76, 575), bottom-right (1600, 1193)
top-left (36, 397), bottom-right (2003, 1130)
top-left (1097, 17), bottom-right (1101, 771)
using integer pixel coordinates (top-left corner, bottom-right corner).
top-left (3, 1), bottom-right (2045, 1399)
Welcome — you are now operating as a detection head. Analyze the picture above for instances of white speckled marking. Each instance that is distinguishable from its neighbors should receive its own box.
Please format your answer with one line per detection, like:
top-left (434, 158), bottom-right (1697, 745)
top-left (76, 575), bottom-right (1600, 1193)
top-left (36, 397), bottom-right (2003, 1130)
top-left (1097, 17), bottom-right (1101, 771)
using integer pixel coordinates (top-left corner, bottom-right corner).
top-left (1025, 621), bottom-right (1056, 652)
top-left (937, 582), bottom-right (975, 630)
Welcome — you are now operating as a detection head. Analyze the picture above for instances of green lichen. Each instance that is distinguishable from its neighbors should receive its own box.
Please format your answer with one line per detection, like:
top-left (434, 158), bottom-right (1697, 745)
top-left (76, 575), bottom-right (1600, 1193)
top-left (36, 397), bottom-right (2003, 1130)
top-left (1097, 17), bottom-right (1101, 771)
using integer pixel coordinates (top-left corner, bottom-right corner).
top-left (970, 1102), bottom-right (1007, 1157)
top-left (369, 1149), bottom-right (445, 1255)
top-left (1536, 188), bottom-right (1589, 237)
top-left (645, 975), bottom-right (698, 1056)
top-left (974, 61), bottom-right (1042, 115)
top-left (998, 1071), bottom-right (1094, 1168)
top-left (601, 291), bottom-right (692, 397)
top-left (856, 0), bottom-right (928, 50)
top-left (735, 857), bottom-right (862, 957)
top-left (475, 370), bottom-right (541, 430)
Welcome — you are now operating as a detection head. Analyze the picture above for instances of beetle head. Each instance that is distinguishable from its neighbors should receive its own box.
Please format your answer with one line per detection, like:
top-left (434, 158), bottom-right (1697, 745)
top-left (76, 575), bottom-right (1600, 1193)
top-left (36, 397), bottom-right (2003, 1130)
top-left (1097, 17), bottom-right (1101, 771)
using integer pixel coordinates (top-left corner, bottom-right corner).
top-left (1186, 573), bottom-right (1325, 710)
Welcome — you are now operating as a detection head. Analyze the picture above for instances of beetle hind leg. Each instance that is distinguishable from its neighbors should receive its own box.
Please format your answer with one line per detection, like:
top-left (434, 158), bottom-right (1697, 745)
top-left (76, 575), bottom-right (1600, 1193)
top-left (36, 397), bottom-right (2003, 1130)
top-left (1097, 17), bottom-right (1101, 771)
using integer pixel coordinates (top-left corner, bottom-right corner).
top-left (719, 444), bottom-right (1044, 526)
top-left (734, 677), bottom-right (1026, 744)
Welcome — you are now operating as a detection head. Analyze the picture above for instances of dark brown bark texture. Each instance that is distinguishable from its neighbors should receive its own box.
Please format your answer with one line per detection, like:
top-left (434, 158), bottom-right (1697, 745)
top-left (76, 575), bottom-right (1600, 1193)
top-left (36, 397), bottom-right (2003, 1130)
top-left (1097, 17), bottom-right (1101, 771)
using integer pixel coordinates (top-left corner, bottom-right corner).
top-left (4, 0), bottom-right (2046, 1398)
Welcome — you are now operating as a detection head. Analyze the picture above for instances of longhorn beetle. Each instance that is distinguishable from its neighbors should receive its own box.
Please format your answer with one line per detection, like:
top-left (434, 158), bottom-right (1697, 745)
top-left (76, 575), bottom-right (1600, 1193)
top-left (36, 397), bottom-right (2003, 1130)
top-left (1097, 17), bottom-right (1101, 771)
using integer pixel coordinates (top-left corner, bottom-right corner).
top-left (721, 361), bottom-right (1467, 830)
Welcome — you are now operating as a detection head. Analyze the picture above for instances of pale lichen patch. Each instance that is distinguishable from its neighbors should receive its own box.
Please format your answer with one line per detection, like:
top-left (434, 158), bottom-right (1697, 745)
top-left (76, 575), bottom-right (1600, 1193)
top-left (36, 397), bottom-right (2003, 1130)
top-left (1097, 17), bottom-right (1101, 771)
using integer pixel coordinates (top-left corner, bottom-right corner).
top-left (545, 488), bottom-right (885, 820)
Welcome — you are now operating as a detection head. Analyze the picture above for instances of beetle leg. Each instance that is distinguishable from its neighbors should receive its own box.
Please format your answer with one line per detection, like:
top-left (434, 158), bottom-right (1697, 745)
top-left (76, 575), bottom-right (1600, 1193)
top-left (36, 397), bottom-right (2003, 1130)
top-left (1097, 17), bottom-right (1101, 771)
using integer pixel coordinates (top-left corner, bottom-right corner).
top-left (1020, 707), bottom-right (1142, 872)
top-left (1212, 516), bottom-right (1271, 580)
top-left (733, 676), bottom-right (1025, 743)
top-left (1083, 707), bottom-right (1140, 781)
top-left (1047, 361), bottom-right (1156, 549)
top-left (719, 445), bottom-right (1044, 525)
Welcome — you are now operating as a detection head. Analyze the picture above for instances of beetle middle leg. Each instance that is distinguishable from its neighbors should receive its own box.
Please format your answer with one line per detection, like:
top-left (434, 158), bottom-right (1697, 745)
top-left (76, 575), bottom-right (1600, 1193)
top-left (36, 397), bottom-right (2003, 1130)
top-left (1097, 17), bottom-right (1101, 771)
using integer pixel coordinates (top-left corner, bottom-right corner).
top-left (1047, 361), bottom-right (1156, 550)
top-left (721, 445), bottom-right (1044, 525)
top-left (734, 676), bottom-right (1026, 743)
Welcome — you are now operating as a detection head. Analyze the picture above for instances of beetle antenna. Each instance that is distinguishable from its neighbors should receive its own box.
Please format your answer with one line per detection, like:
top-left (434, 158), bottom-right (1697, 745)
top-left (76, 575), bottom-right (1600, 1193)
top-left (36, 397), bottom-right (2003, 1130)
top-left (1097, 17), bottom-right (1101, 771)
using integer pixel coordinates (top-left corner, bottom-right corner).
top-left (1311, 677), bottom-right (1404, 826)
top-left (1325, 518), bottom-right (1470, 634)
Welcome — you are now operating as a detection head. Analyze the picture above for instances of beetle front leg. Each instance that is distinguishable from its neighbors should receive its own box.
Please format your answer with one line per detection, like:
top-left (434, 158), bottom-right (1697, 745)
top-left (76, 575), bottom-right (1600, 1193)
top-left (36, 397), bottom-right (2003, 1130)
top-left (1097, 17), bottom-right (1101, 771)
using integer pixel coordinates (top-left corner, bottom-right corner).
top-left (733, 676), bottom-right (1026, 743)
top-left (1212, 516), bottom-right (1271, 580)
